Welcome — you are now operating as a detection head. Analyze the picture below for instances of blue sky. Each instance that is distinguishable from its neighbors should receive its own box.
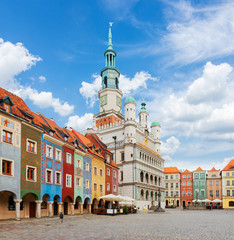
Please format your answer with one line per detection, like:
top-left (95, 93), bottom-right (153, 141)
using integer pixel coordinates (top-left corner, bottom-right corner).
top-left (1, 0), bottom-right (234, 171)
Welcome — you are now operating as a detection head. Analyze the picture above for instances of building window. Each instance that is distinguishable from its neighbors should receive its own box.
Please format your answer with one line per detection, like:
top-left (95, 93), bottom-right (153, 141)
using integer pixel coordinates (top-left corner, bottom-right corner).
top-left (227, 190), bottom-right (230, 196)
top-left (171, 191), bottom-right (173, 197)
top-left (107, 168), bottom-right (110, 176)
top-left (209, 190), bottom-right (213, 197)
top-left (183, 191), bottom-right (186, 196)
top-left (107, 183), bottom-right (110, 191)
top-left (201, 181), bottom-right (205, 187)
top-left (100, 184), bottom-right (103, 193)
top-left (66, 153), bottom-right (72, 164)
top-left (1, 159), bottom-right (13, 176)
top-left (170, 183), bottom-right (173, 188)
top-left (232, 190), bottom-right (234, 197)
top-left (165, 183), bottom-right (168, 188)
top-left (170, 175), bottom-right (173, 179)
top-left (232, 172), bottom-right (234, 176)
top-left (46, 169), bottom-right (53, 183)
top-left (165, 175), bottom-right (168, 179)
top-left (187, 181), bottom-right (191, 186)
top-left (182, 181), bottom-right (186, 186)
top-left (201, 190), bottom-right (205, 197)
top-left (182, 175), bottom-right (186, 179)
top-left (46, 145), bottom-right (53, 158)
top-left (66, 174), bottom-right (72, 187)
top-left (176, 183), bottom-right (178, 188)
top-left (188, 191), bottom-right (191, 196)
top-left (56, 149), bottom-right (62, 161)
top-left (176, 175), bottom-right (178, 179)
top-left (2, 130), bottom-right (13, 144)
top-left (201, 174), bottom-right (205, 179)
top-left (120, 171), bottom-right (123, 181)
top-left (121, 152), bottom-right (125, 161)
top-left (166, 191), bottom-right (168, 197)
top-left (27, 139), bottom-right (37, 153)
top-left (209, 181), bottom-right (212, 186)
top-left (94, 183), bottom-right (97, 192)
top-left (86, 180), bottom-right (89, 189)
top-left (232, 180), bottom-right (234, 185)
top-left (77, 159), bottom-right (81, 168)
top-left (113, 170), bottom-right (116, 178)
top-left (187, 175), bottom-right (191, 179)
top-left (100, 168), bottom-right (103, 177)
top-left (194, 174), bottom-right (199, 179)
top-left (175, 191), bottom-right (178, 196)
top-left (226, 172), bottom-right (230, 177)
top-left (26, 166), bottom-right (36, 181)
top-left (86, 163), bottom-right (89, 171)
top-left (113, 185), bottom-right (116, 192)
top-left (216, 190), bottom-right (219, 197)
top-left (4, 103), bottom-right (10, 112)
top-left (227, 180), bottom-right (230, 186)
top-left (94, 167), bottom-right (97, 175)
top-left (76, 177), bottom-right (81, 187)
top-left (55, 172), bottom-right (61, 185)
top-left (107, 155), bottom-right (110, 163)
top-left (216, 181), bottom-right (219, 186)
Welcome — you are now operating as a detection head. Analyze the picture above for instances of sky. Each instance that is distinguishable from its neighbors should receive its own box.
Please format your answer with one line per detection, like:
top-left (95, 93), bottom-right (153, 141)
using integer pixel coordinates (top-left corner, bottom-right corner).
top-left (1, 0), bottom-right (234, 171)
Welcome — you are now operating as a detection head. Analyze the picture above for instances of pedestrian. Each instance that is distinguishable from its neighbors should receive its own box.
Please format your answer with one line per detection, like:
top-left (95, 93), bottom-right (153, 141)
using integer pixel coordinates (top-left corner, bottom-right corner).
top-left (59, 212), bottom-right (63, 223)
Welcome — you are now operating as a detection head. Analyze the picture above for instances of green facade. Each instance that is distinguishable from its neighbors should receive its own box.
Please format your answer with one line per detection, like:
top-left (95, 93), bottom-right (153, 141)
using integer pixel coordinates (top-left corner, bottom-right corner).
top-left (193, 170), bottom-right (207, 200)
top-left (74, 152), bottom-right (83, 204)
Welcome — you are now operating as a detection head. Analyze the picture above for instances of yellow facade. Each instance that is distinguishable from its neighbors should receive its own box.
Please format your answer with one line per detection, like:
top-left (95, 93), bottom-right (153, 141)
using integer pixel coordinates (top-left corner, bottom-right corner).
top-left (91, 155), bottom-right (105, 203)
top-left (222, 170), bottom-right (234, 209)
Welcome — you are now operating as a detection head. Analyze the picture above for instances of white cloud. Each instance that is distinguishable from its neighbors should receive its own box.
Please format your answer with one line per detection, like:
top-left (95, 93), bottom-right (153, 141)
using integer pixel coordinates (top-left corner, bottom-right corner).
top-left (0, 38), bottom-right (41, 89)
top-left (161, 136), bottom-right (180, 156)
top-left (38, 75), bottom-right (46, 83)
top-left (162, 1), bottom-right (234, 65)
top-left (148, 62), bottom-right (234, 142)
top-left (0, 38), bottom-right (74, 116)
top-left (66, 113), bottom-right (93, 131)
top-left (79, 71), bottom-right (156, 107)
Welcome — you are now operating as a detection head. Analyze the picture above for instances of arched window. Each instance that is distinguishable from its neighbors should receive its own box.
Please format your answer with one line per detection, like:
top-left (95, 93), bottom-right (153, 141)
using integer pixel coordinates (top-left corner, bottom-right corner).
top-left (146, 190), bottom-right (149, 200)
top-left (104, 76), bottom-right (107, 88)
top-left (115, 77), bottom-right (119, 89)
top-left (141, 189), bottom-right (144, 200)
top-left (145, 173), bottom-right (149, 184)
top-left (140, 172), bottom-right (144, 182)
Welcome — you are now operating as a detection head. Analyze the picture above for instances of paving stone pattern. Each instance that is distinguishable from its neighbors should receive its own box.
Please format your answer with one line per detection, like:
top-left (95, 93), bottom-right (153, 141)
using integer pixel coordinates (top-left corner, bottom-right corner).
top-left (0, 209), bottom-right (234, 240)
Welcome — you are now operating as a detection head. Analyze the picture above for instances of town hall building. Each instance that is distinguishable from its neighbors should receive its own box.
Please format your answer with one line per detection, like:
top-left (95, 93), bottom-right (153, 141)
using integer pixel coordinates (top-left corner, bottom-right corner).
top-left (89, 23), bottom-right (165, 209)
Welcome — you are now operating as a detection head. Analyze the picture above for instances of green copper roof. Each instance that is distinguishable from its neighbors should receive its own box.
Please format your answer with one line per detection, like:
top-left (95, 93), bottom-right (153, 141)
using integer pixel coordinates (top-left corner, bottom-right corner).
top-left (140, 99), bottom-right (147, 111)
top-left (125, 95), bottom-right (136, 104)
top-left (151, 120), bottom-right (161, 127)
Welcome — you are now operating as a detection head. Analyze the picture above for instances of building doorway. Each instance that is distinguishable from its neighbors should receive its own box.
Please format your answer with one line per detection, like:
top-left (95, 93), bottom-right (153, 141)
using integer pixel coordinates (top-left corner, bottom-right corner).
top-left (183, 201), bottom-right (186, 207)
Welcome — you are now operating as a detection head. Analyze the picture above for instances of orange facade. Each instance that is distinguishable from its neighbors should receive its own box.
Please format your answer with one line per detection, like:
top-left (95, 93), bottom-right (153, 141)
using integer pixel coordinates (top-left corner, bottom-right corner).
top-left (180, 169), bottom-right (193, 207)
top-left (206, 167), bottom-right (222, 202)
top-left (96, 115), bottom-right (121, 127)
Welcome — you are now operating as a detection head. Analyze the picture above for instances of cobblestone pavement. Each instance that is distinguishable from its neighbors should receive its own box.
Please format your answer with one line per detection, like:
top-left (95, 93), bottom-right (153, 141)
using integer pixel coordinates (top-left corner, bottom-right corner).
top-left (0, 209), bottom-right (234, 240)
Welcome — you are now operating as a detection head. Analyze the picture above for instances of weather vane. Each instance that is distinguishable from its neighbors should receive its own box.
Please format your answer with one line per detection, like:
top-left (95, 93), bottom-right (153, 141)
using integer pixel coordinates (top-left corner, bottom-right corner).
top-left (109, 22), bottom-right (113, 27)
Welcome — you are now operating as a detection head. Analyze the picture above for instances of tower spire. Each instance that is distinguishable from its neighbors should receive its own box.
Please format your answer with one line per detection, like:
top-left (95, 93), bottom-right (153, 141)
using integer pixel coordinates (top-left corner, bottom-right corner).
top-left (108, 22), bottom-right (113, 50)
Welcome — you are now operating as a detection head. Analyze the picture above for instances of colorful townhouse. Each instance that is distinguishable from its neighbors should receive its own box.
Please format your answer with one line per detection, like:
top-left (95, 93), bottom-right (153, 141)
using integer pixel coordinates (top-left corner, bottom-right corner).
top-left (206, 167), bottom-right (222, 204)
top-left (180, 169), bottom-right (193, 207)
top-left (72, 129), bottom-right (93, 214)
top-left (222, 160), bottom-right (234, 209)
top-left (86, 133), bottom-right (119, 209)
top-left (193, 167), bottom-right (207, 201)
top-left (20, 115), bottom-right (42, 219)
top-left (164, 167), bottom-right (180, 207)
top-left (0, 89), bottom-right (22, 220)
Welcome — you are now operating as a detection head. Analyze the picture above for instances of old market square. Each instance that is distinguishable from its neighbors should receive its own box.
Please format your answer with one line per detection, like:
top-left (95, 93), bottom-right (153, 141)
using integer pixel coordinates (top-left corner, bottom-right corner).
top-left (0, 209), bottom-right (234, 240)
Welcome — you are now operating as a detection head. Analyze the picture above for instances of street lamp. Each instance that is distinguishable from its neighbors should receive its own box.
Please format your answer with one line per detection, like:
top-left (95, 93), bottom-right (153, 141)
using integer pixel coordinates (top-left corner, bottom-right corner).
top-left (112, 136), bottom-right (117, 164)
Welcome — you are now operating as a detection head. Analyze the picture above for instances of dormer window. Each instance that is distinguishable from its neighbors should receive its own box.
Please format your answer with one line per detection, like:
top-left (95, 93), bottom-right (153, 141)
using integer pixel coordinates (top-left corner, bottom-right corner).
top-left (4, 103), bottom-right (10, 113)
top-left (49, 131), bottom-right (54, 136)
top-left (64, 136), bottom-right (68, 141)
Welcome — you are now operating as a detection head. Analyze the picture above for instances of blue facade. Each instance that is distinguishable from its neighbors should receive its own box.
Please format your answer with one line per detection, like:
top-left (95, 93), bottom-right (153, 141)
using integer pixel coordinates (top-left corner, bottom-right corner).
top-left (83, 155), bottom-right (92, 203)
top-left (41, 135), bottom-right (63, 202)
top-left (0, 116), bottom-right (21, 199)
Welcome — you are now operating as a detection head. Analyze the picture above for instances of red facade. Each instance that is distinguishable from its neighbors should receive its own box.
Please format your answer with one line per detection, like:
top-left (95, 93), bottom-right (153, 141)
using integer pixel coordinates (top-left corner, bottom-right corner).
top-left (180, 169), bottom-right (193, 207)
top-left (62, 145), bottom-right (74, 202)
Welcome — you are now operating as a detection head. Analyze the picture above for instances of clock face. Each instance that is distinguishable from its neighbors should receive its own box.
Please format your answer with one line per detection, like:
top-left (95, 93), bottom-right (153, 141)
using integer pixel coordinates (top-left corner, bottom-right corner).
top-left (116, 96), bottom-right (122, 108)
top-left (110, 73), bottom-right (113, 78)
top-left (100, 95), bottom-right (107, 106)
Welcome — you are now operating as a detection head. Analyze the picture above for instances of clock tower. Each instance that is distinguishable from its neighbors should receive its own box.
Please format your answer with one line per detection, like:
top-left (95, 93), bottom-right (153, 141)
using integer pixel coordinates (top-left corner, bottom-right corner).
top-left (98, 23), bottom-right (123, 114)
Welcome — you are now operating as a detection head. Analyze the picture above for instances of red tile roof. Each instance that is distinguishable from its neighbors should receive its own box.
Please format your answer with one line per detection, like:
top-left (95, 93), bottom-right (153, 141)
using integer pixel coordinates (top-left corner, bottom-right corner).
top-left (182, 169), bottom-right (191, 173)
top-left (164, 167), bottom-right (180, 173)
top-left (195, 167), bottom-right (203, 171)
top-left (211, 167), bottom-right (217, 171)
top-left (222, 160), bottom-right (234, 171)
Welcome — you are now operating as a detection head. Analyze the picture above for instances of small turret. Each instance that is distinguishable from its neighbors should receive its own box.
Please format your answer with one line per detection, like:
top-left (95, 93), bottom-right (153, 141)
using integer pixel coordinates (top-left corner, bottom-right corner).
top-left (151, 120), bottom-right (161, 153)
top-left (138, 99), bottom-right (148, 129)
